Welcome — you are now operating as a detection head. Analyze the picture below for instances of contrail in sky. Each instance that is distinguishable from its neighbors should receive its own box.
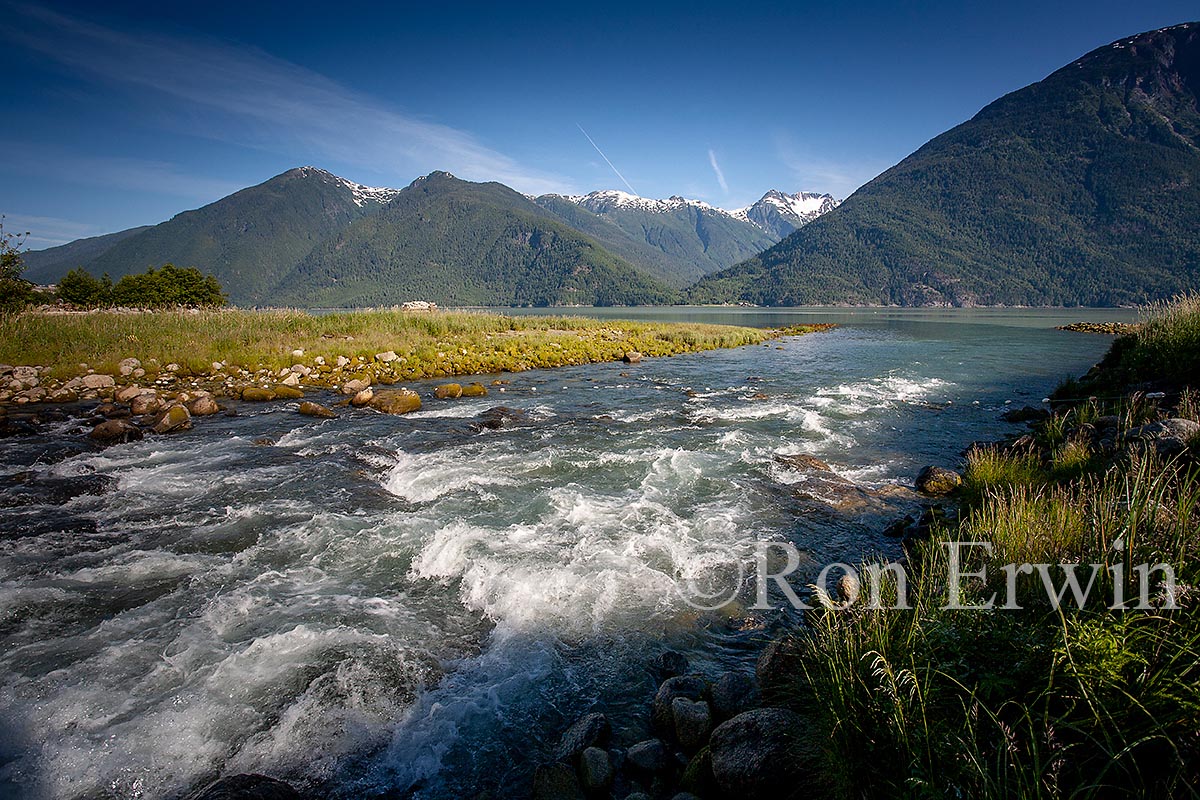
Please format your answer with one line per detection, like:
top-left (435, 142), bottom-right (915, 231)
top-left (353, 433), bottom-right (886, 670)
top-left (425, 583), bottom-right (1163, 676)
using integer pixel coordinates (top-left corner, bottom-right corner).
top-left (577, 124), bottom-right (638, 195)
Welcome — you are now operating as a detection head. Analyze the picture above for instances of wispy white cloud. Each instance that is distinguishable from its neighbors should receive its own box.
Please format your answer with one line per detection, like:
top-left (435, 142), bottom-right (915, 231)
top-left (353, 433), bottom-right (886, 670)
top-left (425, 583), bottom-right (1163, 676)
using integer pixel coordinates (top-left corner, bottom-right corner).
top-left (707, 149), bottom-right (729, 194)
top-left (5, 4), bottom-right (573, 196)
top-left (773, 133), bottom-right (888, 199)
top-left (0, 141), bottom-right (245, 203)
top-left (1, 213), bottom-right (104, 248)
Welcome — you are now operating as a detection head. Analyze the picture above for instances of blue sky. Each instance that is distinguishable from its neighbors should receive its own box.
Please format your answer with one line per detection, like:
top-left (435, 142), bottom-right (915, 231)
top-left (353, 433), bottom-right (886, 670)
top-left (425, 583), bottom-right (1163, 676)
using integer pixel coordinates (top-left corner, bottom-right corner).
top-left (2, 1), bottom-right (1196, 248)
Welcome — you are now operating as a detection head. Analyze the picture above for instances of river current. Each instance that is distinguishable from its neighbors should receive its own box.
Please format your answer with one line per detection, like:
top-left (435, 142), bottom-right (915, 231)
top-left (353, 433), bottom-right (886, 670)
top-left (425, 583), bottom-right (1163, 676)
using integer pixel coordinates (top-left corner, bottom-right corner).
top-left (0, 308), bottom-right (1136, 799)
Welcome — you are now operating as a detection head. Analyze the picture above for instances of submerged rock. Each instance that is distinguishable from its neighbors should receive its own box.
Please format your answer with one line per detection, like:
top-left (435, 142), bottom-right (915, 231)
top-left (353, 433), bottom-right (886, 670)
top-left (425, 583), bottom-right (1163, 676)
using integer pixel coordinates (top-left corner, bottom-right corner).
top-left (369, 388), bottom-right (422, 415)
top-left (709, 708), bottom-right (812, 797)
top-left (774, 452), bottom-right (832, 472)
top-left (184, 774), bottom-right (305, 800)
top-left (476, 406), bottom-right (527, 430)
top-left (915, 465), bottom-right (962, 495)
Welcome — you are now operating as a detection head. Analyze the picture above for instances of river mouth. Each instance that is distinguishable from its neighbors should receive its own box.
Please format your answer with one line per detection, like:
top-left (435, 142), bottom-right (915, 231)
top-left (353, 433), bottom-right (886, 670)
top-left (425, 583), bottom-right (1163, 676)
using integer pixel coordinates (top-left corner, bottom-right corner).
top-left (0, 308), bottom-right (1134, 799)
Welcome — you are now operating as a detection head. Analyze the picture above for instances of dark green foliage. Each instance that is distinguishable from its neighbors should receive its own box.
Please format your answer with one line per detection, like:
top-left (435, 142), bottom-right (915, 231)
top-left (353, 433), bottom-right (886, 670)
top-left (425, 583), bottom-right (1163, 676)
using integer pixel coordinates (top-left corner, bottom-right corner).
top-left (57, 267), bottom-right (112, 306)
top-left (57, 264), bottom-right (225, 308)
top-left (274, 172), bottom-right (676, 307)
top-left (534, 194), bottom-right (776, 287)
top-left (690, 23), bottom-right (1200, 307)
top-left (0, 218), bottom-right (34, 313)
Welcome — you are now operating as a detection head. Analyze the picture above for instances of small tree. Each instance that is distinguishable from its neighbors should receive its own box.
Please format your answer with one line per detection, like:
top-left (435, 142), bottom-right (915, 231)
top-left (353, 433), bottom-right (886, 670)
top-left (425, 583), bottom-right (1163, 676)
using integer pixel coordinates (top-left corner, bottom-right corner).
top-left (58, 267), bottom-right (113, 307)
top-left (0, 216), bottom-right (34, 313)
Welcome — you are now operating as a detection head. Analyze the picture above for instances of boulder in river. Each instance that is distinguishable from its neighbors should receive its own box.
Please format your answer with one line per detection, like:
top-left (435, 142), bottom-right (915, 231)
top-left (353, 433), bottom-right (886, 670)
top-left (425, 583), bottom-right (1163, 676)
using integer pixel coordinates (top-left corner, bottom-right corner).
top-left (1002, 405), bottom-right (1049, 423)
top-left (709, 708), bottom-right (812, 798)
top-left (298, 401), bottom-right (336, 419)
top-left (434, 383), bottom-right (463, 399)
top-left (756, 637), bottom-right (804, 698)
top-left (187, 395), bottom-right (221, 416)
top-left (915, 465), bottom-right (963, 496)
top-left (710, 672), bottom-right (760, 721)
top-left (579, 747), bottom-right (614, 794)
top-left (183, 774), bottom-right (305, 800)
top-left (555, 712), bottom-right (610, 763)
top-left (152, 404), bottom-right (192, 434)
top-left (672, 697), bottom-right (713, 752)
top-left (351, 388), bottom-right (374, 407)
top-left (369, 388), bottom-right (422, 415)
top-left (460, 382), bottom-right (488, 397)
top-left (241, 387), bottom-right (276, 402)
top-left (272, 385), bottom-right (304, 400)
top-left (130, 393), bottom-right (162, 416)
top-left (89, 418), bottom-right (143, 444)
top-left (625, 739), bottom-right (668, 774)
top-left (623, 351), bottom-right (643, 364)
top-left (531, 763), bottom-right (585, 800)
top-left (651, 675), bottom-right (707, 735)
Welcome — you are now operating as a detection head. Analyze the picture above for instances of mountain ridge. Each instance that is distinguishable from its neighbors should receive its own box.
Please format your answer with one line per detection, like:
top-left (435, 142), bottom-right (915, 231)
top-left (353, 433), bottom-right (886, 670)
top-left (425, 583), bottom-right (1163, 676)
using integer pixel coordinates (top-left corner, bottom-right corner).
top-left (689, 22), bottom-right (1200, 307)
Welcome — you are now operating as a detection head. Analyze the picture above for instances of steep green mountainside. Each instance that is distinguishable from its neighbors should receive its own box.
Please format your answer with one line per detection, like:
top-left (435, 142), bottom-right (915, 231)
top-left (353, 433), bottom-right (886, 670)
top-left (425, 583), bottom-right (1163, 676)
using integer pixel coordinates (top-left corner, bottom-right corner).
top-left (273, 172), bottom-right (675, 307)
top-left (690, 22), bottom-right (1200, 307)
top-left (77, 167), bottom-right (394, 304)
top-left (539, 191), bottom-right (776, 286)
top-left (531, 194), bottom-right (700, 288)
top-left (22, 226), bottom-right (152, 284)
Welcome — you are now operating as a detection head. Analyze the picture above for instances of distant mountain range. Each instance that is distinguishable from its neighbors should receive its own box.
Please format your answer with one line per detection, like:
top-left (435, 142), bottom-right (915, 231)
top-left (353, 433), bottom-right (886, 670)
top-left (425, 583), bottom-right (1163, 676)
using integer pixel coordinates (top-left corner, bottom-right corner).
top-left (22, 22), bottom-right (1200, 308)
top-left (21, 168), bottom-right (832, 305)
top-left (689, 22), bottom-right (1200, 306)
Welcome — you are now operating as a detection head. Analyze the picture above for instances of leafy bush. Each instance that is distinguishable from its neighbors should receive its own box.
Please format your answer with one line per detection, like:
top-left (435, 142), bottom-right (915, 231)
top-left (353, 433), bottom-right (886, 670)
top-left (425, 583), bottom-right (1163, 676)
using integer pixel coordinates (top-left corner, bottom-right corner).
top-left (56, 264), bottom-right (226, 308)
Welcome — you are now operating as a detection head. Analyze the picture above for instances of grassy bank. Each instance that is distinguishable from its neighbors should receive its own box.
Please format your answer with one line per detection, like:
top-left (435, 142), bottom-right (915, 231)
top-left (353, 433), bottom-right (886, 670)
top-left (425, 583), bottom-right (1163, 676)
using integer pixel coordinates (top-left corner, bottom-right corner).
top-left (783, 295), bottom-right (1200, 798)
top-left (0, 307), bottom-right (809, 383)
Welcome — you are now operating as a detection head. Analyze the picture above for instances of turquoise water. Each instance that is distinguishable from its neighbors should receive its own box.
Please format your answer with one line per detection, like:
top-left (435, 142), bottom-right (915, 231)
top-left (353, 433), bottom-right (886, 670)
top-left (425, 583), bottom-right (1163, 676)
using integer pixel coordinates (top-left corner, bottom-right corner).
top-left (0, 308), bottom-right (1134, 798)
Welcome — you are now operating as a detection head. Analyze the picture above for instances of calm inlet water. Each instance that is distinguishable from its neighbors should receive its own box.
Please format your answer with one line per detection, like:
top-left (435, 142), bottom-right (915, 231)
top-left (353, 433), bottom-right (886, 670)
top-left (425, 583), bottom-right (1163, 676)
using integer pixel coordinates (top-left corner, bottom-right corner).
top-left (0, 308), bottom-right (1136, 799)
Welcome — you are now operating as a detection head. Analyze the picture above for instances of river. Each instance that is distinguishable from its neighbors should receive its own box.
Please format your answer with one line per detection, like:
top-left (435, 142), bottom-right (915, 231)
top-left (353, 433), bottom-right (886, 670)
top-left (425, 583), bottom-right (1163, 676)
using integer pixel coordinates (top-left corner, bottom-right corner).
top-left (0, 307), bottom-right (1137, 798)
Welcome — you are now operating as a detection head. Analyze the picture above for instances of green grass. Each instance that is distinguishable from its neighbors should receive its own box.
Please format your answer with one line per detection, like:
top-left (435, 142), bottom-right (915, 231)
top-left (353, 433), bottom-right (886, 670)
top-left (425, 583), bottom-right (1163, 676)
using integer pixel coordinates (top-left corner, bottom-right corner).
top-left (786, 295), bottom-right (1200, 798)
top-left (0, 307), bottom-right (797, 381)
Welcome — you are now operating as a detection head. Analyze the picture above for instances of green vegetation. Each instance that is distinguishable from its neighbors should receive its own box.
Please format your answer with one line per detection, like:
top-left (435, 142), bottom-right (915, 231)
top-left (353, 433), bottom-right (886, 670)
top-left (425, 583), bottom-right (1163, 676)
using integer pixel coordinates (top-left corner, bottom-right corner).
top-left (784, 294), bottom-right (1200, 798)
top-left (0, 307), bottom-right (791, 380)
top-left (0, 218), bottom-right (34, 313)
top-left (277, 172), bottom-right (676, 308)
top-left (1057, 294), bottom-right (1200, 397)
top-left (56, 264), bottom-right (226, 308)
top-left (26, 167), bottom-right (388, 303)
top-left (690, 24), bottom-right (1200, 307)
top-left (534, 193), bottom-right (776, 288)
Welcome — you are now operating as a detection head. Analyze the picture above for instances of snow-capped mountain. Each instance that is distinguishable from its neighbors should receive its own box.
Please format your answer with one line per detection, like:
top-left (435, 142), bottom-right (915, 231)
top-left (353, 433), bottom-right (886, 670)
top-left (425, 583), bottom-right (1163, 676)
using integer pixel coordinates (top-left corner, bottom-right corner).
top-left (294, 166), bottom-right (403, 207)
top-left (733, 190), bottom-right (841, 239)
top-left (557, 187), bottom-right (839, 239)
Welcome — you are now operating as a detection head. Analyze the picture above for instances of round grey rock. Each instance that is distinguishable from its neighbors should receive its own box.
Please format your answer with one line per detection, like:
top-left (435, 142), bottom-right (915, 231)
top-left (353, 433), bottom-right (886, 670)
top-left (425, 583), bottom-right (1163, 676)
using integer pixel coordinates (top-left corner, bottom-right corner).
top-left (709, 708), bottom-right (811, 798)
